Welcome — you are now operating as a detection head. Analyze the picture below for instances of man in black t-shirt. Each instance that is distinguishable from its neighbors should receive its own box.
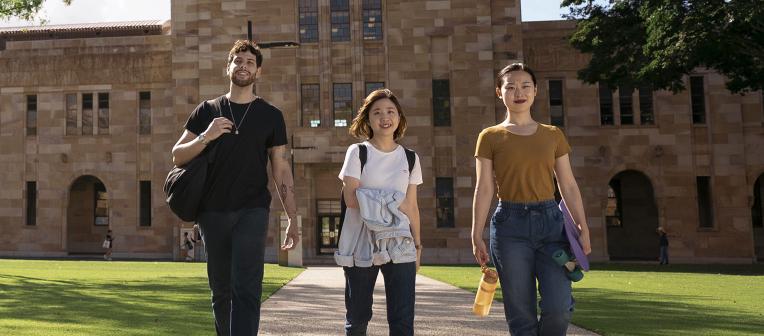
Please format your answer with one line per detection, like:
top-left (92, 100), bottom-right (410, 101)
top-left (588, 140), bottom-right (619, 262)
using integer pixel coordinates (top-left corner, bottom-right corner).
top-left (171, 40), bottom-right (299, 336)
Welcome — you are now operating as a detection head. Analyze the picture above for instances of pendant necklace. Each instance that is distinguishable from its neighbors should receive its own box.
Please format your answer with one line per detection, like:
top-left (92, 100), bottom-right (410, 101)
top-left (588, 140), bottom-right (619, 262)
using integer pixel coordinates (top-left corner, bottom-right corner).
top-left (227, 97), bottom-right (254, 135)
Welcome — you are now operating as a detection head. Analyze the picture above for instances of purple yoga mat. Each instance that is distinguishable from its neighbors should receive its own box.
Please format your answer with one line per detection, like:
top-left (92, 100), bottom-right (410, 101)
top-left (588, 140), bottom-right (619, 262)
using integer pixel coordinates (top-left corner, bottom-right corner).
top-left (558, 199), bottom-right (590, 271)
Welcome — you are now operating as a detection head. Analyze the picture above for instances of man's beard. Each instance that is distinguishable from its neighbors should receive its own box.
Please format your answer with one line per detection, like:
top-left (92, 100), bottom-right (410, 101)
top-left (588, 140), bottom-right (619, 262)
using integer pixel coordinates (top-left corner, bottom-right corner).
top-left (231, 72), bottom-right (256, 87)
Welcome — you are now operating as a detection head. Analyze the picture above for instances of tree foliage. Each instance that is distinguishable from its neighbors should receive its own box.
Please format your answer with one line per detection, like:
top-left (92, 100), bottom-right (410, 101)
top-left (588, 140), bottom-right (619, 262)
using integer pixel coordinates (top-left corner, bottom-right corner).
top-left (561, 0), bottom-right (764, 93)
top-left (0, 0), bottom-right (73, 23)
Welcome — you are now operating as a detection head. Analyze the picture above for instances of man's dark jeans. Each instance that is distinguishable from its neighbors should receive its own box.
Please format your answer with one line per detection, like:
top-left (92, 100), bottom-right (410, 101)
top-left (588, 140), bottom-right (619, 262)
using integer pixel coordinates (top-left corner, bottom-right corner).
top-left (343, 262), bottom-right (416, 336)
top-left (198, 208), bottom-right (269, 336)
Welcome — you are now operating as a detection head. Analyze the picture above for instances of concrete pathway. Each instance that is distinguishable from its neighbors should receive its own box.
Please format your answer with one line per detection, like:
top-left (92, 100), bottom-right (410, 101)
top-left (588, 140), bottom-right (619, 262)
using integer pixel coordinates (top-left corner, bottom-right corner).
top-left (260, 267), bottom-right (599, 336)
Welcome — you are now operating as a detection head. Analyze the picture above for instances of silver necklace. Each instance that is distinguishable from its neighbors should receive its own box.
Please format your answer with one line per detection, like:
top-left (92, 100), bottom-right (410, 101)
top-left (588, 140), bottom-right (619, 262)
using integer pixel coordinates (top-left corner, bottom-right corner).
top-left (227, 97), bottom-right (254, 135)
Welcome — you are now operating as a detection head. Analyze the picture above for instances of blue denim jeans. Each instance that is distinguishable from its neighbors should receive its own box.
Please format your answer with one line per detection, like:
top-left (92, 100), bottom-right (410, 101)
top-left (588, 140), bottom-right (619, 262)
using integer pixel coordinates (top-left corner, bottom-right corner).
top-left (490, 200), bottom-right (574, 336)
top-left (343, 262), bottom-right (416, 336)
top-left (659, 246), bottom-right (669, 264)
top-left (197, 208), bottom-right (269, 336)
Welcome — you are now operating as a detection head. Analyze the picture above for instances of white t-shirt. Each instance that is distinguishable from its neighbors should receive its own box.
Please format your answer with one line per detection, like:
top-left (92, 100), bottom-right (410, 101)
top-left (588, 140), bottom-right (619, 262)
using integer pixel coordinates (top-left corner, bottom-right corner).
top-left (338, 141), bottom-right (423, 194)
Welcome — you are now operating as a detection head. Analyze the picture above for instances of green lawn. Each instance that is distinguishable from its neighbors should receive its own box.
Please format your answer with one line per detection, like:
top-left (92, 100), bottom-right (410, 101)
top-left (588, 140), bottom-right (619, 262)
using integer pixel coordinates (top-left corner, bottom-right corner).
top-left (0, 259), bottom-right (303, 336)
top-left (420, 264), bottom-right (764, 336)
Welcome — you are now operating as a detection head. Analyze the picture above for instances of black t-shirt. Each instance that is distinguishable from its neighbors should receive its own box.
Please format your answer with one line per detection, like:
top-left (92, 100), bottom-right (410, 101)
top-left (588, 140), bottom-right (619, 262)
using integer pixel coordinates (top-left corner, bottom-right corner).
top-left (184, 95), bottom-right (288, 212)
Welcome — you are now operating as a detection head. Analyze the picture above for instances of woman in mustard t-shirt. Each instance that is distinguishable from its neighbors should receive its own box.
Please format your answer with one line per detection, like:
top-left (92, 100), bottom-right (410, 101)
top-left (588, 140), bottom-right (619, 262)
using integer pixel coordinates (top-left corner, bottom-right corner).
top-left (471, 63), bottom-right (591, 336)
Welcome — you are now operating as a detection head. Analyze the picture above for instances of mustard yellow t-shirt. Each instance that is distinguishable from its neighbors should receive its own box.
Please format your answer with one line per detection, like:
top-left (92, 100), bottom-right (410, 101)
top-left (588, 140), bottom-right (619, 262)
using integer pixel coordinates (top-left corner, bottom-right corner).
top-left (474, 123), bottom-right (571, 202)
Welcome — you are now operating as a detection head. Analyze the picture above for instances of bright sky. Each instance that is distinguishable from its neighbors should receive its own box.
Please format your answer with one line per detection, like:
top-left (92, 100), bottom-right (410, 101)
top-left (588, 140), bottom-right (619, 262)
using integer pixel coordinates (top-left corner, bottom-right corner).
top-left (0, 0), bottom-right (592, 27)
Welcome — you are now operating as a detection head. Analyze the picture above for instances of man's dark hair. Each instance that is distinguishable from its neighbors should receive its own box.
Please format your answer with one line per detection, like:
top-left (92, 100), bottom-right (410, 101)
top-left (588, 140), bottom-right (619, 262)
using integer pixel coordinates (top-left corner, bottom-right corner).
top-left (227, 40), bottom-right (263, 68)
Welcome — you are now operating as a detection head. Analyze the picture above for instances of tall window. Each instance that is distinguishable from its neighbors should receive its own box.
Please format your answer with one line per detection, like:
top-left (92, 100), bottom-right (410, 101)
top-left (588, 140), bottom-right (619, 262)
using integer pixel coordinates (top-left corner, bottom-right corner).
top-left (548, 80), bottom-right (564, 127)
top-left (139, 180), bottom-right (151, 227)
top-left (65, 94), bottom-right (78, 135)
top-left (618, 86), bottom-right (634, 125)
top-left (599, 83), bottom-right (614, 125)
top-left (362, 0), bottom-right (383, 40)
top-left (690, 76), bottom-right (706, 124)
top-left (433, 79), bottom-right (451, 126)
top-left (26, 95), bottom-right (37, 136)
top-left (94, 182), bottom-right (109, 226)
top-left (139, 91), bottom-right (151, 135)
top-left (365, 82), bottom-right (384, 96)
top-left (333, 83), bottom-right (352, 127)
top-left (696, 176), bottom-right (714, 228)
top-left (26, 181), bottom-right (36, 226)
top-left (606, 182), bottom-right (622, 227)
top-left (82, 93), bottom-right (93, 135)
top-left (301, 84), bottom-right (320, 127)
top-left (298, 0), bottom-right (318, 43)
top-left (331, 0), bottom-right (350, 42)
top-left (436, 177), bottom-right (455, 228)
top-left (97, 93), bottom-right (109, 134)
top-left (639, 85), bottom-right (654, 125)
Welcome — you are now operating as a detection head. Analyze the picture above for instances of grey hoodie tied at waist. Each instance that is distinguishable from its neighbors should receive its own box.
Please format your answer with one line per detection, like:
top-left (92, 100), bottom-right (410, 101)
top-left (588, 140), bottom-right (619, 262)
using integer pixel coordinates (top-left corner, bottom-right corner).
top-left (334, 188), bottom-right (417, 267)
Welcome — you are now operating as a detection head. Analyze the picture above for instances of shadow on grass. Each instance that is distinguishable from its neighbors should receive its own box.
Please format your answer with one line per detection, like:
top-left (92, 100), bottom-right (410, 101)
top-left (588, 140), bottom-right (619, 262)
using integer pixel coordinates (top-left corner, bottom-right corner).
top-left (574, 286), bottom-right (764, 336)
top-left (588, 263), bottom-right (764, 276)
top-left (0, 274), bottom-right (289, 336)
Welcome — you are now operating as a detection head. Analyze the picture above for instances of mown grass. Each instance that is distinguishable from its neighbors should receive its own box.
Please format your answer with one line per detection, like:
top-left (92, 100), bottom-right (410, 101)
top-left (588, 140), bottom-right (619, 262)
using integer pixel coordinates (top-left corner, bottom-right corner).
top-left (0, 259), bottom-right (303, 336)
top-left (420, 263), bottom-right (764, 336)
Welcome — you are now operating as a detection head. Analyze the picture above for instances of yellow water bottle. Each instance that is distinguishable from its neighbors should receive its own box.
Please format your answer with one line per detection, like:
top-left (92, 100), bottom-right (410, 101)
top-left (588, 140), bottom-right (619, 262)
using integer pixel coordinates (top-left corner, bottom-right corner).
top-left (472, 264), bottom-right (498, 317)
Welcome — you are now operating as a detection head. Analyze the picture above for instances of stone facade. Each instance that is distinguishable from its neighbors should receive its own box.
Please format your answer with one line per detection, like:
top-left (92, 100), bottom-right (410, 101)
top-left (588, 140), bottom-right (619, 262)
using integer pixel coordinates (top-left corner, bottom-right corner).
top-left (1, 1), bottom-right (761, 263)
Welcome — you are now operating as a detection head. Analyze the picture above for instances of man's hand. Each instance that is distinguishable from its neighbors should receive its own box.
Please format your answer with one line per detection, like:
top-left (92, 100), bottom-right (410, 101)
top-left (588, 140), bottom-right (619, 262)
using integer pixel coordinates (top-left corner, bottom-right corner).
top-left (281, 218), bottom-right (300, 250)
top-left (203, 117), bottom-right (233, 141)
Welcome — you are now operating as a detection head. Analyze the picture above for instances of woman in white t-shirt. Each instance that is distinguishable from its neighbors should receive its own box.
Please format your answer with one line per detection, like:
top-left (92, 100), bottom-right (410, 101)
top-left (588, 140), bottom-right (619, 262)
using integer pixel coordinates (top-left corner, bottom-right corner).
top-left (337, 88), bottom-right (422, 336)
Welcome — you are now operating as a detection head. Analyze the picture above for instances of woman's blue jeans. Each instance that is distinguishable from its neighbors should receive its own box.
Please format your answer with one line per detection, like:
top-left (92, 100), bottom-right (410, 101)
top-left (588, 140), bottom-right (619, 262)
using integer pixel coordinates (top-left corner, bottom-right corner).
top-left (490, 200), bottom-right (574, 336)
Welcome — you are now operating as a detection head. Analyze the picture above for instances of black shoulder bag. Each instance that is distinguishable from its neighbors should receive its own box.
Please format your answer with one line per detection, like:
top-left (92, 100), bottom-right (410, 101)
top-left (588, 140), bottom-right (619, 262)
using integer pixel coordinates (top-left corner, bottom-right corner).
top-left (163, 99), bottom-right (222, 222)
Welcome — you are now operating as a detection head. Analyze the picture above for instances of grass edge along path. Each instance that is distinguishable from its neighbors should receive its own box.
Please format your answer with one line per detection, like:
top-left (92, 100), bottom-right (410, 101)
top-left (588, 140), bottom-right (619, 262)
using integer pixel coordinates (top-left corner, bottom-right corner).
top-left (419, 263), bottom-right (764, 336)
top-left (0, 259), bottom-right (303, 336)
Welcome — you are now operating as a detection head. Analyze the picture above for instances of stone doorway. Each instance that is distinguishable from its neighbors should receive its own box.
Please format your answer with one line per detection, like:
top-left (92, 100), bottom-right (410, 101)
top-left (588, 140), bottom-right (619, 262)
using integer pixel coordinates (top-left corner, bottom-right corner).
top-left (67, 175), bottom-right (110, 254)
top-left (605, 170), bottom-right (660, 260)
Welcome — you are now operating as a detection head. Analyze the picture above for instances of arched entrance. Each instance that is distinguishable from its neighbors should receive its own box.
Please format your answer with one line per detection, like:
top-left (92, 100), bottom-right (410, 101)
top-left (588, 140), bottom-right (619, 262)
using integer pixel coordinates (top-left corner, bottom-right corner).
top-left (605, 170), bottom-right (659, 260)
top-left (752, 174), bottom-right (764, 261)
top-left (67, 175), bottom-right (110, 254)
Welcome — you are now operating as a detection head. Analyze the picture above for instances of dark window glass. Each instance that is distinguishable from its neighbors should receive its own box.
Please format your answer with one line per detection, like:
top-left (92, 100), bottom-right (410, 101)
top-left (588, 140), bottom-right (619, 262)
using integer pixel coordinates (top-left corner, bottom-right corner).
top-left (26, 95), bottom-right (37, 136)
top-left (139, 91), bottom-right (151, 135)
top-left (301, 84), bottom-right (321, 127)
top-left (697, 176), bottom-right (714, 228)
top-left (26, 181), bottom-right (36, 226)
top-left (639, 85), bottom-right (654, 125)
top-left (690, 76), bottom-right (706, 124)
top-left (436, 177), bottom-right (455, 228)
top-left (299, 0), bottom-right (318, 43)
top-left (365, 82), bottom-right (384, 96)
top-left (333, 83), bottom-right (352, 127)
top-left (619, 86), bottom-right (634, 125)
top-left (331, 0), bottom-right (350, 42)
top-left (98, 93), bottom-right (109, 134)
top-left (433, 79), bottom-right (451, 126)
top-left (82, 93), bottom-right (93, 135)
top-left (549, 80), bottom-right (564, 127)
top-left (362, 0), bottom-right (383, 40)
top-left (599, 84), bottom-right (613, 125)
top-left (140, 180), bottom-right (151, 227)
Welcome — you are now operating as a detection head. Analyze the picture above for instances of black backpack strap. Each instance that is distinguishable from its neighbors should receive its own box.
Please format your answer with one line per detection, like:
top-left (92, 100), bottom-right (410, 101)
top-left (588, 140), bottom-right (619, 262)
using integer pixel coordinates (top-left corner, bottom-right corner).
top-left (403, 147), bottom-right (416, 175)
top-left (358, 144), bottom-right (368, 173)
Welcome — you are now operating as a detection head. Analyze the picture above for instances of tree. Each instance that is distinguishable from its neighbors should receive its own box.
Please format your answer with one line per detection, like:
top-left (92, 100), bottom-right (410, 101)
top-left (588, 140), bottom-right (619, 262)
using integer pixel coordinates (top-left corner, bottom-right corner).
top-left (0, 0), bottom-right (72, 23)
top-left (561, 0), bottom-right (764, 94)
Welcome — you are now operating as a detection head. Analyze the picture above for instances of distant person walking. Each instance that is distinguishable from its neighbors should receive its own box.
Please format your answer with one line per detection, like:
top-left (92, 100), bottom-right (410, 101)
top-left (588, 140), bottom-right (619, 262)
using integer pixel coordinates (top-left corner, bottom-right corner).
top-left (658, 227), bottom-right (669, 265)
top-left (103, 230), bottom-right (114, 261)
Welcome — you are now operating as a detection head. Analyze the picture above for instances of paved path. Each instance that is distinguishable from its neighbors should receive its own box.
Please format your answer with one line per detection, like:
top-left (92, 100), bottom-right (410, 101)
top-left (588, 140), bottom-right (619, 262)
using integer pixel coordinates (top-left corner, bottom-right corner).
top-left (260, 267), bottom-right (599, 336)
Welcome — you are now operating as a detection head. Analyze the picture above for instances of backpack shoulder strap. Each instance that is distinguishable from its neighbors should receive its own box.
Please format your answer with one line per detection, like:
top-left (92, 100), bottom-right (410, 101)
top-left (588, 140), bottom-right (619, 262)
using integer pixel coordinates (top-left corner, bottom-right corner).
top-left (403, 147), bottom-right (416, 174)
top-left (358, 144), bottom-right (368, 173)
